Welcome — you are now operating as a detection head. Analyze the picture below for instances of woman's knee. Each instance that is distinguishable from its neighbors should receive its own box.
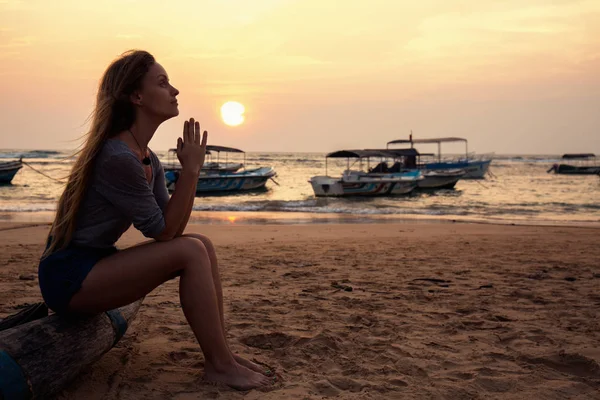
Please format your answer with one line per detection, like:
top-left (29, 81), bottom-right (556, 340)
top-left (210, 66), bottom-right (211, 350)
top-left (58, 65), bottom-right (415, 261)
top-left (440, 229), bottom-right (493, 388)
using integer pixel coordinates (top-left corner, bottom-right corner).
top-left (173, 236), bottom-right (210, 264)
top-left (183, 233), bottom-right (215, 254)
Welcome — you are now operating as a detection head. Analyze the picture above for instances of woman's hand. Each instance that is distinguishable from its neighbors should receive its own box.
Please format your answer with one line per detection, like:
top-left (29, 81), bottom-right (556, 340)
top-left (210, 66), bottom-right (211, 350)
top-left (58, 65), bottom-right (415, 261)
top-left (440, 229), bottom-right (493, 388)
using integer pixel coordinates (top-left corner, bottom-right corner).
top-left (177, 118), bottom-right (208, 175)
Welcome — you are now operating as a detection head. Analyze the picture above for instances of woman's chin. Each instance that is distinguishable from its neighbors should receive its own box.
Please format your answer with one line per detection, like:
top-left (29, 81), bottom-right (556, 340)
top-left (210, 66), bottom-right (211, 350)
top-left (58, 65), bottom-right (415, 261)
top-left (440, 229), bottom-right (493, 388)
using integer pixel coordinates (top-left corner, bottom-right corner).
top-left (162, 109), bottom-right (180, 120)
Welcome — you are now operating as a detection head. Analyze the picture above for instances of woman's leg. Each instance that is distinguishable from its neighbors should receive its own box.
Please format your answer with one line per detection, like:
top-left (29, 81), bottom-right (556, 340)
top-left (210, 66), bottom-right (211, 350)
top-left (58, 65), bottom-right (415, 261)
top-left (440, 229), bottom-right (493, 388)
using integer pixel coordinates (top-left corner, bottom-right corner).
top-left (183, 233), bottom-right (268, 374)
top-left (68, 236), bottom-right (270, 390)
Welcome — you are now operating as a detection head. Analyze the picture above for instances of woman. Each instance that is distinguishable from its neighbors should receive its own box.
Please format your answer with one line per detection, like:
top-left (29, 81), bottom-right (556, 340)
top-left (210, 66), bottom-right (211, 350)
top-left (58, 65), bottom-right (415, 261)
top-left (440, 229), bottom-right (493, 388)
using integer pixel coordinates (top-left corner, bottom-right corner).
top-left (38, 50), bottom-right (271, 390)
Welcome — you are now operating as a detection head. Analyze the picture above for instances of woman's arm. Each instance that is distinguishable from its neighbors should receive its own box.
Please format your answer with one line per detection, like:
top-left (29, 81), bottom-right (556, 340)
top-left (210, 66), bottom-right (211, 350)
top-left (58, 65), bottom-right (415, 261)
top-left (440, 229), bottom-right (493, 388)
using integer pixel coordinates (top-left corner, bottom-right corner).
top-left (155, 168), bottom-right (199, 241)
top-left (152, 153), bottom-right (196, 238)
top-left (174, 185), bottom-right (196, 237)
top-left (156, 119), bottom-right (207, 241)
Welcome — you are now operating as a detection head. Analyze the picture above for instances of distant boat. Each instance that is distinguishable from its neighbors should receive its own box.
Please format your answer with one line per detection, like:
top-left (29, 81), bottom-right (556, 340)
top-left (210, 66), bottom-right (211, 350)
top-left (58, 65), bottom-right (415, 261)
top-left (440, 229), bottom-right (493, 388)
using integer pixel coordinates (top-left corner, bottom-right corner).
top-left (387, 136), bottom-right (492, 179)
top-left (309, 149), bottom-right (422, 197)
top-left (164, 145), bottom-right (277, 194)
top-left (0, 158), bottom-right (22, 184)
top-left (547, 154), bottom-right (600, 175)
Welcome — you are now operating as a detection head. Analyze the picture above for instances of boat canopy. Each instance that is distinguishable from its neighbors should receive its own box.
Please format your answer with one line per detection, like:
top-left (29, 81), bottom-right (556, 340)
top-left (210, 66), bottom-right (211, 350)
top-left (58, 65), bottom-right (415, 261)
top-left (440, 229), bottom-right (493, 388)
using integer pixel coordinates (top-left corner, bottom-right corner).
top-left (387, 137), bottom-right (467, 146)
top-left (386, 136), bottom-right (471, 161)
top-left (326, 148), bottom-right (419, 159)
top-left (561, 153), bottom-right (596, 159)
top-left (206, 145), bottom-right (245, 153)
top-left (168, 145), bottom-right (245, 156)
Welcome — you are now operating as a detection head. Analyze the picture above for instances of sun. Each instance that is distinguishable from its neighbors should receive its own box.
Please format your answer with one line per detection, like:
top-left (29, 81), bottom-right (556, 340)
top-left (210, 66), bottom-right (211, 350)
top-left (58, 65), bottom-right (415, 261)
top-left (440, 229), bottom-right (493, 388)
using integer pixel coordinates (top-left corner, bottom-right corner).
top-left (220, 101), bottom-right (245, 126)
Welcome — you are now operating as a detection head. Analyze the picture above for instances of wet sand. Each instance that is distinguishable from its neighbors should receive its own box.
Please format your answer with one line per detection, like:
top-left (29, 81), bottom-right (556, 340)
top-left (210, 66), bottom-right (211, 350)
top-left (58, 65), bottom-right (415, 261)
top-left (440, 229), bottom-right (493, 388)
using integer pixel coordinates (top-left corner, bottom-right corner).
top-left (1, 221), bottom-right (599, 399)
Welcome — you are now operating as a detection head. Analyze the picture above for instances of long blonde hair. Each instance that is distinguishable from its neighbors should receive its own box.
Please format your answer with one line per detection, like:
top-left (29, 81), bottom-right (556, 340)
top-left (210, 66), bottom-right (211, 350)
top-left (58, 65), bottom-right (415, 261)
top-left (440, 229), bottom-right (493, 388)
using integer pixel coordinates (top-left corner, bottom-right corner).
top-left (44, 50), bottom-right (155, 257)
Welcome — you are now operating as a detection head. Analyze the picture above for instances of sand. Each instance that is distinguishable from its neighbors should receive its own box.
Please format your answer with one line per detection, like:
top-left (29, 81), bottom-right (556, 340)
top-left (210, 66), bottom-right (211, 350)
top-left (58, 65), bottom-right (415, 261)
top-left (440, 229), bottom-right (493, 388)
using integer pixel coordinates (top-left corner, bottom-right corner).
top-left (1, 221), bottom-right (599, 399)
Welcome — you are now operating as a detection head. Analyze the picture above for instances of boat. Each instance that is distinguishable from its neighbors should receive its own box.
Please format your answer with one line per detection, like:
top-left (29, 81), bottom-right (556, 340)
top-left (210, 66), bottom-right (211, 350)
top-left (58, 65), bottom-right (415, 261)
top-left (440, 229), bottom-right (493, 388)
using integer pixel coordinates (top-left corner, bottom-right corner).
top-left (387, 136), bottom-right (492, 179)
top-left (547, 154), bottom-right (600, 175)
top-left (163, 146), bottom-right (243, 173)
top-left (416, 169), bottom-right (465, 190)
top-left (309, 149), bottom-right (422, 197)
top-left (0, 299), bottom-right (143, 399)
top-left (367, 148), bottom-right (465, 190)
top-left (164, 145), bottom-right (277, 194)
top-left (0, 159), bottom-right (23, 184)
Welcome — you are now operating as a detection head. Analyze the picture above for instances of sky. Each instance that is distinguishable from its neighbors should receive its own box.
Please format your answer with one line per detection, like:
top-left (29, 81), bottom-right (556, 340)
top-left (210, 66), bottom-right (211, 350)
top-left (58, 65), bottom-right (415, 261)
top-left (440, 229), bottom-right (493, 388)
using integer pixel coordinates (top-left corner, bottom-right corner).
top-left (0, 0), bottom-right (599, 154)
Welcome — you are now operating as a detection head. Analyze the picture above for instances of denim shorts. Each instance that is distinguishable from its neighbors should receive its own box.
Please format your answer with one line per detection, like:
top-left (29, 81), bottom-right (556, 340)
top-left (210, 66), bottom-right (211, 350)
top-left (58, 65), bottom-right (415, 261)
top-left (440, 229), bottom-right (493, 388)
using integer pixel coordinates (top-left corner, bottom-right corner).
top-left (38, 242), bottom-right (118, 314)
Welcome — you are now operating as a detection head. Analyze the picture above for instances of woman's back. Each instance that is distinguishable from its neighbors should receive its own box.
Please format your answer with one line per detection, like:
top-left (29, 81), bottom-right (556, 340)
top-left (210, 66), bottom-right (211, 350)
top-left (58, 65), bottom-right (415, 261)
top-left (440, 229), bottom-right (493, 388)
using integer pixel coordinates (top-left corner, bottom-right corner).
top-left (71, 139), bottom-right (169, 248)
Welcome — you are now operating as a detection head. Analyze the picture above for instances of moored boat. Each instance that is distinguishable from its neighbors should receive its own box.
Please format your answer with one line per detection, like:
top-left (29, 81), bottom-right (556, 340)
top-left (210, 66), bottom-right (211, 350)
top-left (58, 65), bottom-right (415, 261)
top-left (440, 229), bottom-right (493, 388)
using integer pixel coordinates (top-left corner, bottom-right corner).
top-left (309, 149), bottom-right (422, 197)
top-left (387, 136), bottom-right (492, 179)
top-left (547, 154), bottom-right (600, 175)
top-left (0, 159), bottom-right (23, 184)
top-left (164, 145), bottom-right (277, 194)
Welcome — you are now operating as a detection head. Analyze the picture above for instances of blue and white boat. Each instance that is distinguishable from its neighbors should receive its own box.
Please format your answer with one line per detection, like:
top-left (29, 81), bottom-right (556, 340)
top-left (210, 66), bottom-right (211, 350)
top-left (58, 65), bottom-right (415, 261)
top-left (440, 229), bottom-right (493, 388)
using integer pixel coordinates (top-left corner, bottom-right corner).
top-left (387, 136), bottom-right (492, 179)
top-left (310, 149), bottom-right (422, 197)
top-left (164, 145), bottom-right (277, 194)
top-left (0, 159), bottom-right (22, 184)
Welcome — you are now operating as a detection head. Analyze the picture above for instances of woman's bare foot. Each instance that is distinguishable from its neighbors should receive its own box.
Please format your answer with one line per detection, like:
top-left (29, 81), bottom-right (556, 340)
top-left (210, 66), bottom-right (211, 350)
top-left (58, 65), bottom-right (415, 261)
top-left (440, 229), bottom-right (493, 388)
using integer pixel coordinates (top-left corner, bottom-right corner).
top-left (204, 360), bottom-right (271, 391)
top-left (233, 354), bottom-right (272, 376)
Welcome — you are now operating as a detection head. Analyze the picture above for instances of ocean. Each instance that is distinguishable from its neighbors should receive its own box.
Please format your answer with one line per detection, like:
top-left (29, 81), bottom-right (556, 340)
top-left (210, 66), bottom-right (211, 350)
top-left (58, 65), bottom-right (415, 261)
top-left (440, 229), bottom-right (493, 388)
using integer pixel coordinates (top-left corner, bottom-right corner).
top-left (1, 150), bottom-right (599, 225)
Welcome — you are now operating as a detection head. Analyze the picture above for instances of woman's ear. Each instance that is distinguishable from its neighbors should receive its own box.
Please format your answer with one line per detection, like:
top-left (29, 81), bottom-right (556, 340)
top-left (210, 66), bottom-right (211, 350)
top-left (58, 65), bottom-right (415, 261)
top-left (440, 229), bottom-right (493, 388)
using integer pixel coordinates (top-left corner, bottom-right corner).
top-left (130, 91), bottom-right (143, 106)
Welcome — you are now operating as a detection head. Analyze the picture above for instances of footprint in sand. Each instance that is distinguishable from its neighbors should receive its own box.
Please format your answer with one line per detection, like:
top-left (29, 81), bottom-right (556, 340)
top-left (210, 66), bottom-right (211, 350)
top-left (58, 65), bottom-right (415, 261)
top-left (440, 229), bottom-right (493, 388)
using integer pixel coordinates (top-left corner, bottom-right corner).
top-left (312, 380), bottom-right (340, 397)
top-left (328, 376), bottom-right (367, 392)
top-left (240, 332), bottom-right (297, 350)
top-left (519, 351), bottom-right (600, 379)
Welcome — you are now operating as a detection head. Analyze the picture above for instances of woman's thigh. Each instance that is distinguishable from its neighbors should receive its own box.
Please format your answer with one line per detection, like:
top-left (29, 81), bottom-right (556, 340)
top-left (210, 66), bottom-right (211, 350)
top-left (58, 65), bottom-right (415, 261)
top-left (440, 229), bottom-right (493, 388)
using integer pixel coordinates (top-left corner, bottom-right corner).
top-left (68, 236), bottom-right (209, 314)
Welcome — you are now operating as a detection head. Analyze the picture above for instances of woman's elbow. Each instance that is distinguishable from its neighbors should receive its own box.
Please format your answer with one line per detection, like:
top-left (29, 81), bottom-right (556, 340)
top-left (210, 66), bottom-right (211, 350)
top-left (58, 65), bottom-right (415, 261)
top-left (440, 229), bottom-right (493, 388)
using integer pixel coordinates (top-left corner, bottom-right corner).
top-left (154, 228), bottom-right (176, 242)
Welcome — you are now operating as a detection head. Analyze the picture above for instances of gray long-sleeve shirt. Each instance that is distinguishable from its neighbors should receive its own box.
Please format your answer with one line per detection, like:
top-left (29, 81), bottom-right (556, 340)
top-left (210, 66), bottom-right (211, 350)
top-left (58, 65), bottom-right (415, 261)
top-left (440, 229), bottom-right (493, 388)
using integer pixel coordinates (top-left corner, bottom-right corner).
top-left (71, 139), bottom-right (170, 248)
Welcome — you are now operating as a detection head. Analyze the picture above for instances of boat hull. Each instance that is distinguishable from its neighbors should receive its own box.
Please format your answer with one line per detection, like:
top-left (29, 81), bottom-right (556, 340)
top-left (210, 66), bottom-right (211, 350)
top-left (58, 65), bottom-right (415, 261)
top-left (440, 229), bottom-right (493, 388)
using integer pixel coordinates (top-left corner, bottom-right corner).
top-left (310, 175), bottom-right (418, 197)
top-left (164, 162), bottom-right (243, 173)
top-left (423, 160), bottom-right (490, 179)
top-left (417, 170), bottom-right (464, 190)
top-left (165, 167), bottom-right (276, 194)
top-left (552, 164), bottom-right (600, 175)
top-left (0, 161), bottom-right (22, 184)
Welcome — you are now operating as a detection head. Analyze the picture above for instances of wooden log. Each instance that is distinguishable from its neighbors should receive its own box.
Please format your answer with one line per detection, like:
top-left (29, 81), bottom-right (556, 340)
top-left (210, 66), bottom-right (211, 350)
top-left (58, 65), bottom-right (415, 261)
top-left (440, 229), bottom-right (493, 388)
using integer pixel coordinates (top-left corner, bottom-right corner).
top-left (0, 298), bottom-right (144, 399)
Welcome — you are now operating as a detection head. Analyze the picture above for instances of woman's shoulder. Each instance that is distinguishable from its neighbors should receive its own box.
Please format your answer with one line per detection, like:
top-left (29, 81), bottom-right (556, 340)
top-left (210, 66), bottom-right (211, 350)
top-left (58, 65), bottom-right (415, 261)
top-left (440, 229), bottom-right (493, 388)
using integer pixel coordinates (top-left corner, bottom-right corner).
top-left (96, 139), bottom-right (139, 168)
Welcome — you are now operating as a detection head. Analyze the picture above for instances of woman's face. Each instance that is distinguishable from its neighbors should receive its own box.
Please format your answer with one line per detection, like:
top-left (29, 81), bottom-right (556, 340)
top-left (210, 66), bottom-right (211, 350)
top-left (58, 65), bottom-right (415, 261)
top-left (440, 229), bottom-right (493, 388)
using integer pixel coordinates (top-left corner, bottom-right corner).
top-left (136, 62), bottom-right (179, 121)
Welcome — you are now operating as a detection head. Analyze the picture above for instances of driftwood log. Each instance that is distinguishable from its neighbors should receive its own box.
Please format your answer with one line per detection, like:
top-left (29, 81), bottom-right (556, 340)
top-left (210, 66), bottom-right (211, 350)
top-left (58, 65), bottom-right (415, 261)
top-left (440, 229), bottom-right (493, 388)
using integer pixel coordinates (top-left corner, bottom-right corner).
top-left (0, 298), bottom-right (143, 399)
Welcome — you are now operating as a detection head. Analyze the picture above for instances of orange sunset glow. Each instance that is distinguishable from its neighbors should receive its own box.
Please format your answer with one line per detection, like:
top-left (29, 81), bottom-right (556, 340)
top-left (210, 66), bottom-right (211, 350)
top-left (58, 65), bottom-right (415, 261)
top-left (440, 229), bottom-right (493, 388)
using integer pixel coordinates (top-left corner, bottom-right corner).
top-left (0, 2), bottom-right (599, 399)
top-left (0, 0), bottom-right (599, 154)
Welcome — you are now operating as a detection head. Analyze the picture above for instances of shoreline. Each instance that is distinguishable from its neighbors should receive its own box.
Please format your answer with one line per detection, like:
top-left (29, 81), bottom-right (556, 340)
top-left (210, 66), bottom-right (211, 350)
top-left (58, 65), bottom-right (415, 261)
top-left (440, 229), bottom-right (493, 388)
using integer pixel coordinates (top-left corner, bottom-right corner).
top-left (1, 210), bottom-right (599, 229)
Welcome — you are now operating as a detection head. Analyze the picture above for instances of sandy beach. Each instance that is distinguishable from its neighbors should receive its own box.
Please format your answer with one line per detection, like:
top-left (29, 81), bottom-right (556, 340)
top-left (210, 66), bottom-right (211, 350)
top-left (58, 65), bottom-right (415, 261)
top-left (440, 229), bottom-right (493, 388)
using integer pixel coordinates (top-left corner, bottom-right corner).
top-left (1, 221), bottom-right (599, 399)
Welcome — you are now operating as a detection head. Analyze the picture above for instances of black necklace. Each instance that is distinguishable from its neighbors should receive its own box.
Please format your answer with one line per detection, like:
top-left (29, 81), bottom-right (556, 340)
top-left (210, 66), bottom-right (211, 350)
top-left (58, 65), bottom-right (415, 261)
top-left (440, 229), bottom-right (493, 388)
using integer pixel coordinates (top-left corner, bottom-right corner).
top-left (128, 129), bottom-right (151, 165)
